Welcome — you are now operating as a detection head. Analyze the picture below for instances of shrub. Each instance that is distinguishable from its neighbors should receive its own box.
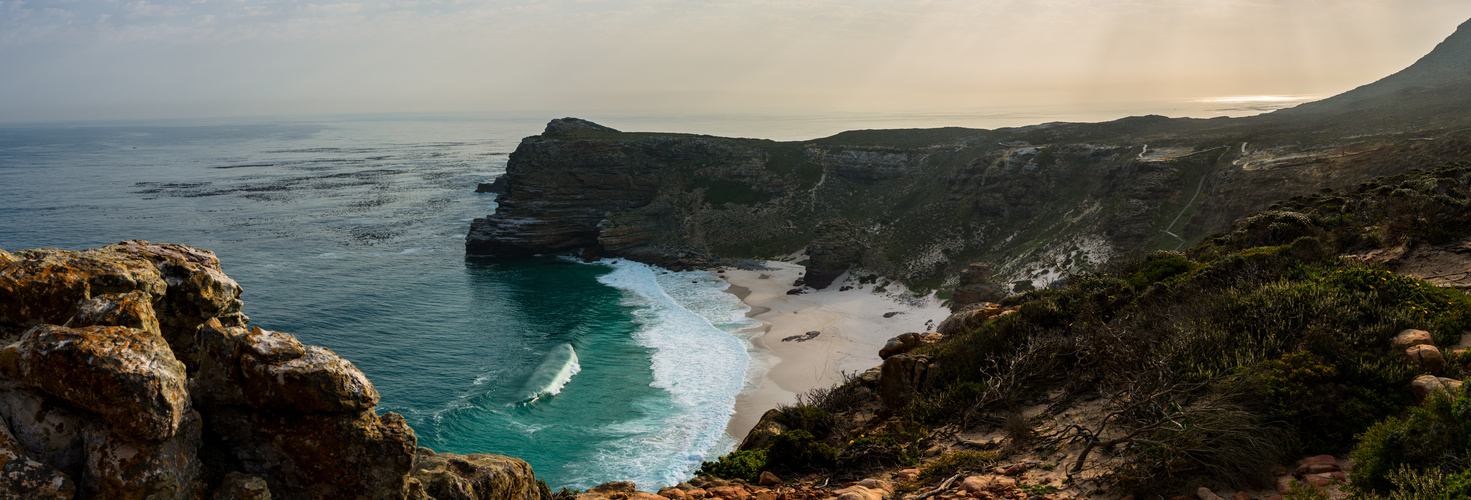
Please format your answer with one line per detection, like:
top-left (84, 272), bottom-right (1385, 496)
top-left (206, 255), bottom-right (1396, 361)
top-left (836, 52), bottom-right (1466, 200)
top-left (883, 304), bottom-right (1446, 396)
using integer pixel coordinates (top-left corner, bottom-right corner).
top-left (774, 405), bottom-right (835, 439)
top-left (698, 450), bottom-right (768, 483)
top-left (767, 430), bottom-right (837, 474)
top-left (917, 451), bottom-right (999, 480)
top-left (1351, 389), bottom-right (1471, 492)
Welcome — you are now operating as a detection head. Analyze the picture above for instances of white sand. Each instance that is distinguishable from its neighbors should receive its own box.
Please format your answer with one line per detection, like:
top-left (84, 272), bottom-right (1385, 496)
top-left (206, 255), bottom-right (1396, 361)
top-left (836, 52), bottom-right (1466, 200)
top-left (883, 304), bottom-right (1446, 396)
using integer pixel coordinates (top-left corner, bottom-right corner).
top-left (720, 261), bottom-right (952, 440)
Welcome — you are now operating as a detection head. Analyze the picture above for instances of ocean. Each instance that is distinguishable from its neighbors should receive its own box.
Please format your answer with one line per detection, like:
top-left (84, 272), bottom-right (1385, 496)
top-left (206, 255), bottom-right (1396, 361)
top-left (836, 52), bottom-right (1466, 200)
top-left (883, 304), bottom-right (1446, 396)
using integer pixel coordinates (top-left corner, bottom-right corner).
top-left (0, 102), bottom-right (1297, 489)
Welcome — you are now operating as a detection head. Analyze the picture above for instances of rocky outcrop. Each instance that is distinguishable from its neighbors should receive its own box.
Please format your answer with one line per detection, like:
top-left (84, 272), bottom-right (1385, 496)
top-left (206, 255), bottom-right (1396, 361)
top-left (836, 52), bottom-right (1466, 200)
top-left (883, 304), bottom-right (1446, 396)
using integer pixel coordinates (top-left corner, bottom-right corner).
top-left (0, 241), bottom-right (548, 500)
top-left (949, 263), bottom-right (1005, 313)
top-left (878, 354), bottom-right (934, 411)
top-left (803, 220), bottom-right (863, 290)
top-left (878, 332), bottom-right (944, 360)
top-left (476, 177), bottom-right (509, 194)
top-left (409, 448), bottom-right (550, 500)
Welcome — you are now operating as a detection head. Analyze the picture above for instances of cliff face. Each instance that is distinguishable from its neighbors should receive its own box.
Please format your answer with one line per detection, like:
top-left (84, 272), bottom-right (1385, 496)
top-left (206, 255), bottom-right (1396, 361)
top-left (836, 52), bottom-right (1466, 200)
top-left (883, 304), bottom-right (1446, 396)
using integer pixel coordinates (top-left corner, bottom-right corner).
top-left (467, 21), bottom-right (1471, 288)
top-left (468, 116), bottom-right (1471, 290)
top-left (0, 241), bottom-right (549, 500)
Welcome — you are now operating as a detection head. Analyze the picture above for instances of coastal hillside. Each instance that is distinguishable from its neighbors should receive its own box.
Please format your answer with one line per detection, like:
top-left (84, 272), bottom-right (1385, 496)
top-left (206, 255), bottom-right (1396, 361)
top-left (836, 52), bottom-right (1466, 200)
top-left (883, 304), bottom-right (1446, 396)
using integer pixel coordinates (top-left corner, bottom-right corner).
top-left (467, 18), bottom-right (1471, 293)
top-left (694, 162), bottom-right (1471, 499)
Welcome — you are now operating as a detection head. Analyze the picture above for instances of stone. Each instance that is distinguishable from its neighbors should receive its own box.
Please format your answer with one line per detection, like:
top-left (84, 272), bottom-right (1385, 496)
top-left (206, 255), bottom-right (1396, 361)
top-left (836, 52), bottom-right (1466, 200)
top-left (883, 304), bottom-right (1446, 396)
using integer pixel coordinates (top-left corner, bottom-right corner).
top-left (894, 469), bottom-right (918, 482)
top-left (1275, 476), bottom-right (1297, 494)
top-left (1196, 487), bottom-right (1224, 500)
top-left (951, 263), bottom-right (1006, 313)
top-left (0, 248), bottom-right (165, 330)
top-left (1392, 329), bottom-right (1434, 351)
top-left (208, 408), bottom-right (416, 500)
top-left (240, 344), bottom-right (379, 412)
top-left (213, 472), bottom-right (272, 500)
top-left (833, 485), bottom-right (883, 500)
top-left (1232, 493), bottom-right (1251, 500)
top-left (753, 492), bottom-right (778, 500)
top-left (1410, 374), bottom-right (1464, 400)
top-left (709, 486), bottom-right (749, 500)
top-left (0, 324), bottom-right (189, 442)
top-left (1295, 455), bottom-right (1341, 476)
top-left (685, 488), bottom-right (709, 499)
top-left (1302, 472), bottom-right (1348, 487)
top-left (935, 304), bottom-right (1006, 337)
top-left (73, 291), bottom-right (161, 337)
top-left (476, 177), bottom-right (509, 194)
top-left (994, 463), bottom-right (1028, 476)
top-left (1405, 344), bottom-right (1446, 373)
top-left (0, 420), bottom-right (75, 500)
top-left (411, 448), bottom-right (548, 500)
top-left (878, 354), bottom-right (932, 410)
top-left (82, 409), bottom-right (202, 499)
top-left (737, 409), bottom-right (788, 451)
top-left (803, 220), bottom-right (864, 290)
top-left (0, 383), bottom-right (88, 481)
top-left (857, 479), bottom-right (891, 493)
top-left (660, 487), bottom-right (688, 500)
top-left (879, 332), bottom-right (945, 360)
top-left (758, 471), bottom-right (781, 487)
top-left (960, 476), bottom-right (989, 494)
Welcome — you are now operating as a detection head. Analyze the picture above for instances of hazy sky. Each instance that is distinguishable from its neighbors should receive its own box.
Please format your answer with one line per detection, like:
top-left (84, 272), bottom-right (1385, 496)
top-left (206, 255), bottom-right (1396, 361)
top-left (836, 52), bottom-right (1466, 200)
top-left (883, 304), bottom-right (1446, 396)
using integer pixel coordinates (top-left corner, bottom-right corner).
top-left (3, 0), bottom-right (1470, 123)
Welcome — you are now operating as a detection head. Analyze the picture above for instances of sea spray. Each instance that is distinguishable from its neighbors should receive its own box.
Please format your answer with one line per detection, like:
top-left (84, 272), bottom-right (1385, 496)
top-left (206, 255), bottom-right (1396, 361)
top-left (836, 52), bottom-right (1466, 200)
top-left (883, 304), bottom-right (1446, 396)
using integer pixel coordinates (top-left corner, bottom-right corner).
top-left (589, 260), bottom-right (758, 489)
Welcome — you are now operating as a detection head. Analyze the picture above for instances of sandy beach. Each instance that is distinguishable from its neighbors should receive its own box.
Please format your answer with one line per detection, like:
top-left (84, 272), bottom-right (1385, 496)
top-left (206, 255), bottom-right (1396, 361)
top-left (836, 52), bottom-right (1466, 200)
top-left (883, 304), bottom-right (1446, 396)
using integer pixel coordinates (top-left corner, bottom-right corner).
top-left (721, 261), bottom-right (952, 440)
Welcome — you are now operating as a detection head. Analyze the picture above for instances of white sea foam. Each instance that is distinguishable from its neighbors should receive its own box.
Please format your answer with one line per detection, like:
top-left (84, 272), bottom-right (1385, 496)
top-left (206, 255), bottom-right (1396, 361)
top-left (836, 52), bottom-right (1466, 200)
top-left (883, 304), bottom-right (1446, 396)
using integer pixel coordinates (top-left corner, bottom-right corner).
top-left (517, 343), bottom-right (582, 403)
top-left (592, 260), bottom-right (757, 489)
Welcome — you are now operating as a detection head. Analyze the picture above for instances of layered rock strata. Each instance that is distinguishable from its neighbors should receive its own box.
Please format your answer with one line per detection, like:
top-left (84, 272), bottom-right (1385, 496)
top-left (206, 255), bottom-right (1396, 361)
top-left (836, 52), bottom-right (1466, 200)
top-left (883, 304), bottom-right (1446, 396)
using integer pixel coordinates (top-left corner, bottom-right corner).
top-left (0, 241), bottom-right (547, 500)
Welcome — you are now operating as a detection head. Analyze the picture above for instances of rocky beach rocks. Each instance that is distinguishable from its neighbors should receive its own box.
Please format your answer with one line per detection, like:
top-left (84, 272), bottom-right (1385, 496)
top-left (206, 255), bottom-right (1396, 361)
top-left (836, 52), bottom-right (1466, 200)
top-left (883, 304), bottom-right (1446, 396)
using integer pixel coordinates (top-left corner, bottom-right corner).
top-left (0, 241), bottom-right (548, 499)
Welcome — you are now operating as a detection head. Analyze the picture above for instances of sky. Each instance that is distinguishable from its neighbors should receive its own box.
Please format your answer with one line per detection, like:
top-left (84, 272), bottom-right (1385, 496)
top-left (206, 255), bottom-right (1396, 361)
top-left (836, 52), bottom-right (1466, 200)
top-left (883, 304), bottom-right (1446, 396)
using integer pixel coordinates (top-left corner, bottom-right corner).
top-left (3, 0), bottom-right (1470, 123)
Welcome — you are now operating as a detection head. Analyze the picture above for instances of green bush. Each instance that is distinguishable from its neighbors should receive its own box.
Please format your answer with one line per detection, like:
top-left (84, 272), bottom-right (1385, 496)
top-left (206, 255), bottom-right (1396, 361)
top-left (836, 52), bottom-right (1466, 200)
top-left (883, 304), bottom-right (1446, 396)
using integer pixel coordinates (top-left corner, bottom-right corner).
top-left (697, 450), bottom-right (768, 483)
top-left (766, 430), bottom-right (837, 474)
top-left (774, 405), bottom-right (835, 439)
top-left (916, 451), bottom-right (999, 480)
top-left (1351, 389), bottom-right (1471, 492)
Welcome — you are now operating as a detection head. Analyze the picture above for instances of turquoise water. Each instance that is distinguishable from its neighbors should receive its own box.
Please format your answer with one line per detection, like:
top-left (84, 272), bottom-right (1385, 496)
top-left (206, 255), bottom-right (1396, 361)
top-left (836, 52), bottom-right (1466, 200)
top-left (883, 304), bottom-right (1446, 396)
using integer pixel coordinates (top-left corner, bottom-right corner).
top-left (0, 114), bottom-right (760, 489)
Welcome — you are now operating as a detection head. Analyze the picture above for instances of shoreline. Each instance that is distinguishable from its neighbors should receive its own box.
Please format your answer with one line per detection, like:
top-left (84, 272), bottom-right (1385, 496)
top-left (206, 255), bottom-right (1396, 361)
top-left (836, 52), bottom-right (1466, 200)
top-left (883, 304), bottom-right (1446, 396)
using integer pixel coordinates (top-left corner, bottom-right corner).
top-left (719, 261), bottom-right (952, 441)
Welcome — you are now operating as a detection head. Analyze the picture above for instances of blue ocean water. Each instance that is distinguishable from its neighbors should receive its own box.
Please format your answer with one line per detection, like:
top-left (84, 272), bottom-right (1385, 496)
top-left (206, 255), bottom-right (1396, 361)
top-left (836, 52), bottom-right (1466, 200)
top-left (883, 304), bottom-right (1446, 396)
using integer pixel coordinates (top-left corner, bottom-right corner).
top-left (0, 101), bottom-right (1292, 488)
top-left (0, 113), bottom-right (764, 490)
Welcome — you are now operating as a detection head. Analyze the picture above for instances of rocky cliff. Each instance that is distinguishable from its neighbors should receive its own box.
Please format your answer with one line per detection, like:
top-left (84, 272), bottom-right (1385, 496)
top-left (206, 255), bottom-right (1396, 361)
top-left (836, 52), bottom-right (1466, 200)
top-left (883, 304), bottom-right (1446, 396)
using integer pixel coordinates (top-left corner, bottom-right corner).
top-left (0, 241), bottom-right (549, 500)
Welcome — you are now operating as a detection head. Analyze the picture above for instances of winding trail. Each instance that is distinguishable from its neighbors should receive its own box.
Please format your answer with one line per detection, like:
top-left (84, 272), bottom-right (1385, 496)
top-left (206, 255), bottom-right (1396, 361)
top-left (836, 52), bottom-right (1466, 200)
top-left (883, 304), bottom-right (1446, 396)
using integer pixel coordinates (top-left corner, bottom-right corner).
top-left (1163, 167), bottom-right (1212, 251)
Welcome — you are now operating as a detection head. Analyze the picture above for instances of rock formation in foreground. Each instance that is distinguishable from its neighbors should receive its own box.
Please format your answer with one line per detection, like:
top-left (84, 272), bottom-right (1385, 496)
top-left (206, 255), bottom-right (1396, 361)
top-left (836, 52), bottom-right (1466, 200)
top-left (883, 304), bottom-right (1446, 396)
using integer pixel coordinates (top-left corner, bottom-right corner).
top-left (0, 241), bottom-right (549, 500)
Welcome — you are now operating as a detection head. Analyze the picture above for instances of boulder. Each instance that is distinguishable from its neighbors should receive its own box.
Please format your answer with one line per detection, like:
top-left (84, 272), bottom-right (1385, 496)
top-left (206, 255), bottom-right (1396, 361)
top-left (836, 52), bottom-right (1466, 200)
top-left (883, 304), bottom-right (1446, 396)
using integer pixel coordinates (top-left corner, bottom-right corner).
top-left (409, 447), bottom-right (548, 500)
top-left (0, 324), bottom-right (189, 442)
top-left (737, 409), bottom-right (788, 451)
top-left (804, 220), bottom-right (864, 290)
top-left (213, 472), bottom-right (272, 500)
top-left (832, 485), bottom-right (883, 500)
top-left (950, 263), bottom-right (1006, 313)
top-left (195, 319), bottom-right (378, 412)
top-left (1295, 455), bottom-right (1341, 476)
top-left (757, 471), bottom-right (781, 487)
top-left (1391, 329), bottom-right (1434, 351)
top-left (207, 408), bottom-right (415, 500)
top-left (879, 354), bottom-right (933, 411)
top-left (1405, 344), bottom-right (1446, 374)
top-left (0, 248), bottom-right (165, 330)
top-left (1410, 374), bottom-right (1463, 401)
top-left (935, 304), bottom-right (1004, 336)
top-left (1196, 488), bottom-right (1224, 500)
top-left (878, 332), bottom-right (944, 360)
top-left (0, 384), bottom-right (88, 484)
top-left (0, 421), bottom-right (75, 499)
top-left (82, 410), bottom-right (202, 499)
top-left (73, 291), bottom-right (161, 337)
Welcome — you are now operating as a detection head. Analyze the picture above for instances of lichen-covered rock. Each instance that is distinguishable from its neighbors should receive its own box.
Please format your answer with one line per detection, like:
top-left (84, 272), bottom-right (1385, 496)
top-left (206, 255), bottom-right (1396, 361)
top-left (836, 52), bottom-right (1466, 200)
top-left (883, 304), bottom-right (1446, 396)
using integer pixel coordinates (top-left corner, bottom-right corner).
top-left (0, 421), bottom-right (75, 500)
top-left (0, 383), bottom-right (87, 482)
top-left (0, 324), bottom-right (189, 442)
top-left (1392, 329), bottom-right (1434, 351)
top-left (950, 263), bottom-right (1006, 313)
top-left (410, 447), bottom-right (549, 500)
top-left (213, 472), bottom-right (271, 500)
top-left (0, 248), bottom-right (164, 330)
top-left (98, 241), bottom-right (249, 366)
top-left (879, 354), bottom-right (933, 411)
top-left (737, 409), bottom-right (788, 451)
top-left (935, 303), bottom-right (1004, 336)
top-left (195, 319), bottom-right (378, 412)
top-left (73, 291), bottom-right (161, 337)
top-left (208, 408), bottom-right (416, 500)
top-left (82, 410), bottom-right (202, 500)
